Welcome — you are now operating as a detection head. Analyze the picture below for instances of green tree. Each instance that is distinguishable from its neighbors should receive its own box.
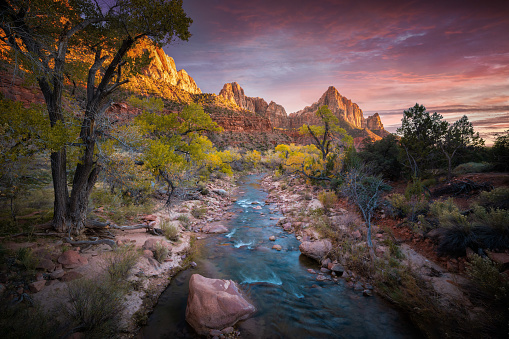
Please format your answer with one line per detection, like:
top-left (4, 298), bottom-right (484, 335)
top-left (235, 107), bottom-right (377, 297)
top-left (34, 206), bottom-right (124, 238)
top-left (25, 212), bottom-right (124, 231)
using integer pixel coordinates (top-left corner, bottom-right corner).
top-left (492, 130), bottom-right (509, 172)
top-left (397, 104), bottom-right (447, 177)
top-left (0, 0), bottom-right (192, 233)
top-left (438, 115), bottom-right (484, 179)
top-left (358, 134), bottom-right (402, 180)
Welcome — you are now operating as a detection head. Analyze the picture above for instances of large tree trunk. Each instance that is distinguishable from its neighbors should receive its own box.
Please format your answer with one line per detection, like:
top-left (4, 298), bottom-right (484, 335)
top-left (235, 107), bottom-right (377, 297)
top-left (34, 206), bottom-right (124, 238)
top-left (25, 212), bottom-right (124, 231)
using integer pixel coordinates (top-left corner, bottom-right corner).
top-left (51, 150), bottom-right (70, 232)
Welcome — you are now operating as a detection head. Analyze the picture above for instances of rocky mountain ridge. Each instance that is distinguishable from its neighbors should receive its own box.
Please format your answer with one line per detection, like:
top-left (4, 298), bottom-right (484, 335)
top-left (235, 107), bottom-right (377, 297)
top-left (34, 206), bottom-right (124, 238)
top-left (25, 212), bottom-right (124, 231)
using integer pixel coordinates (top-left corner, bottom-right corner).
top-left (218, 82), bottom-right (389, 139)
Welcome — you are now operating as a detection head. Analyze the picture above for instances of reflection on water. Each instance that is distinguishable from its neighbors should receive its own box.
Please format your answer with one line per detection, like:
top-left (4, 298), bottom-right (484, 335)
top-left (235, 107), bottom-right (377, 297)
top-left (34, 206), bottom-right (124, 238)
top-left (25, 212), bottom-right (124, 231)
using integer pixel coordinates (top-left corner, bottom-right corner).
top-left (140, 174), bottom-right (420, 338)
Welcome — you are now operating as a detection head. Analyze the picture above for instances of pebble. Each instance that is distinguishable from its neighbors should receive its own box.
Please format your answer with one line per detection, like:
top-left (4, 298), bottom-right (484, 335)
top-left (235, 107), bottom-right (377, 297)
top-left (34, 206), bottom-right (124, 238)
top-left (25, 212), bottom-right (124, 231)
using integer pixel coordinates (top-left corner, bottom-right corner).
top-left (363, 289), bottom-right (373, 297)
top-left (307, 269), bottom-right (317, 274)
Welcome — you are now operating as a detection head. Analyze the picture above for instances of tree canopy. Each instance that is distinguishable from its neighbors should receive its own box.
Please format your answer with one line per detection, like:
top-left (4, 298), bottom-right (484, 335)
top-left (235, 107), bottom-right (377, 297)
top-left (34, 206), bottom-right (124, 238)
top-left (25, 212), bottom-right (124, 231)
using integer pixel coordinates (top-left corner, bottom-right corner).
top-left (0, 0), bottom-right (193, 233)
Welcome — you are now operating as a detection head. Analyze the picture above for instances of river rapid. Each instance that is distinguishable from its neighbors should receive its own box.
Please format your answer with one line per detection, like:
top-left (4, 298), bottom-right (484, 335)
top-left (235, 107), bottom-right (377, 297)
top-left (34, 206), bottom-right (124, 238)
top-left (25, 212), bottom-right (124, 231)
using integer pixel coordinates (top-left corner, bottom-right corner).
top-left (140, 174), bottom-right (420, 338)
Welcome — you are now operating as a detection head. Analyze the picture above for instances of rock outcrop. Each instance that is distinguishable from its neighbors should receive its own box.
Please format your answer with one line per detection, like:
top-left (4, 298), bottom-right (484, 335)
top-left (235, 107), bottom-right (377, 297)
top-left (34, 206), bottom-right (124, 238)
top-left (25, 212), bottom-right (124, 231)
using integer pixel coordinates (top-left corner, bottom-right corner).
top-left (186, 274), bottom-right (256, 335)
top-left (127, 39), bottom-right (201, 95)
top-left (288, 86), bottom-right (365, 129)
top-left (366, 113), bottom-right (389, 137)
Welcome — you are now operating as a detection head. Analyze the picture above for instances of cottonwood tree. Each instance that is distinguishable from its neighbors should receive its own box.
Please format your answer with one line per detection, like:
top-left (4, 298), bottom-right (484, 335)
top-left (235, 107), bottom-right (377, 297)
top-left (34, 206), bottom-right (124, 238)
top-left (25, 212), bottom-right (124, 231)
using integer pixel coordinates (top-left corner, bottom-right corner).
top-left (296, 105), bottom-right (352, 180)
top-left (0, 0), bottom-right (192, 234)
top-left (134, 103), bottom-right (224, 205)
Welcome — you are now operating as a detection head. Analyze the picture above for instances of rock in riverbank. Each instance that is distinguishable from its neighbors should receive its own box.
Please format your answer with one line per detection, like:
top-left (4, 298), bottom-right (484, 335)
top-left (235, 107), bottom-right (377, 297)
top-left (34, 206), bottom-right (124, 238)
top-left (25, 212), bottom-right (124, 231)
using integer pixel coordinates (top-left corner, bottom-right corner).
top-left (186, 274), bottom-right (256, 335)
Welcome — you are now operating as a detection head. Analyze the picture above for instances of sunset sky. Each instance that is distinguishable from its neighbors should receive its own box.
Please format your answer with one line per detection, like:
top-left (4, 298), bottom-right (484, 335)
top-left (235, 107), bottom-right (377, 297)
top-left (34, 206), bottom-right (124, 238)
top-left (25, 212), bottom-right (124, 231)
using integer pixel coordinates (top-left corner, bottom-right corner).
top-left (165, 0), bottom-right (509, 142)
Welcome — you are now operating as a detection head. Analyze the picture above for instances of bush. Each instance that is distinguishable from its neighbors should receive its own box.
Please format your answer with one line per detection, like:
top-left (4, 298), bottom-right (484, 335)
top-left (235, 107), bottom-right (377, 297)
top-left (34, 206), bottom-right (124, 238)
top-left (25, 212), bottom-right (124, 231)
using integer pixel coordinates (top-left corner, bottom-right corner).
top-left (16, 247), bottom-right (39, 271)
top-left (153, 241), bottom-right (169, 263)
top-left (191, 205), bottom-right (207, 219)
top-left (66, 278), bottom-right (123, 337)
top-left (453, 162), bottom-right (493, 174)
top-left (476, 187), bottom-right (509, 210)
top-left (105, 245), bottom-right (139, 283)
top-left (161, 220), bottom-right (179, 241)
top-left (177, 214), bottom-right (191, 230)
top-left (317, 190), bottom-right (338, 211)
top-left (387, 193), bottom-right (428, 221)
top-left (466, 254), bottom-right (509, 302)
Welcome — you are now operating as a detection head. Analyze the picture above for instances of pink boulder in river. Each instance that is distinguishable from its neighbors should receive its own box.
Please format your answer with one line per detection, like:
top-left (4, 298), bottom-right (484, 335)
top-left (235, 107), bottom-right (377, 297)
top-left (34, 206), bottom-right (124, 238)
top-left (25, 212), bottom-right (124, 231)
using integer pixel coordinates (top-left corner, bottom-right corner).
top-left (185, 274), bottom-right (256, 335)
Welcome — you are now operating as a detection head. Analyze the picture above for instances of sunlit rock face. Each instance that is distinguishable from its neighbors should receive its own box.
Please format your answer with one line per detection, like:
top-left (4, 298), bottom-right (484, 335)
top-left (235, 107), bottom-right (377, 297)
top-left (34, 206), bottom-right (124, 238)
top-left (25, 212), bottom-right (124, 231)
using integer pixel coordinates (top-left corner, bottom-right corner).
top-left (366, 113), bottom-right (390, 137)
top-left (139, 41), bottom-right (201, 94)
top-left (288, 86), bottom-right (366, 129)
top-left (219, 82), bottom-right (287, 127)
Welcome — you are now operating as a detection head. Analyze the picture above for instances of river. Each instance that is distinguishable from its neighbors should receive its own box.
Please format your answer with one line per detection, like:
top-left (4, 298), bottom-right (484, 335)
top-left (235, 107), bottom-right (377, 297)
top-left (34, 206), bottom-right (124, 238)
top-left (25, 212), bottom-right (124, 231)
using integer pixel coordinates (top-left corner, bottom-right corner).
top-left (140, 174), bottom-right (420, 338)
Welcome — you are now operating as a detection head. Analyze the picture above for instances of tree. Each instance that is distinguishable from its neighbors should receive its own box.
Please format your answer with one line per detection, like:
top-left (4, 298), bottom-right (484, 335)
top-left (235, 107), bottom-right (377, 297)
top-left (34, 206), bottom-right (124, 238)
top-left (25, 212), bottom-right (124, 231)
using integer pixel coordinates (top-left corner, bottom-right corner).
top-left (492, 130), bottom-right (509, 172)
top-left (297, 105), bottom-right (352, 180)
top-left (397, 104), bottom-right (447, 177)
top-left (0, 0), bottom-right (192, 234)
top-left (341, 168), bottom-right (390, 255)
top-left (438, 115), bottom-right (483, 179)
top-left (397, 104), bottom-right (483, 179)
top-left (134, 103), bottom-right (223, 205)
top-left (358, 134), bottom-right (402, 180)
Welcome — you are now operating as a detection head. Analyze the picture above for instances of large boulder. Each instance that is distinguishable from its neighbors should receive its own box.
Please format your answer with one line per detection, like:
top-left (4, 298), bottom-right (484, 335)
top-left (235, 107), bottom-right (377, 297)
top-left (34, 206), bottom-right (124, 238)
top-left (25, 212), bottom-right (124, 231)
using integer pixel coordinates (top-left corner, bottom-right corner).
top-left (186, 274), bottom-right (256, 335)
top-left (202, 224), bottom-right (229, 234)
top-left (299, 240), bottom-right (332, 262)
top-left (57, 250), bottom-right (88, 269)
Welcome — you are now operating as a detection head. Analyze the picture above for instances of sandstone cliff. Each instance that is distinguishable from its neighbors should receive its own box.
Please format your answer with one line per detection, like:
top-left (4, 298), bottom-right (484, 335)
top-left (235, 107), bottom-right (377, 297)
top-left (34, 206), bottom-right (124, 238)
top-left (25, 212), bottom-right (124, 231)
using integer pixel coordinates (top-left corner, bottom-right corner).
top-left (219, 82), bottom-right (287, 128)
top-left (127, 39), bottom-right (201, 96)
top-left (366, 113), bottom-right (390, 138)
top-left (288, 86), bottom-right (365, 129)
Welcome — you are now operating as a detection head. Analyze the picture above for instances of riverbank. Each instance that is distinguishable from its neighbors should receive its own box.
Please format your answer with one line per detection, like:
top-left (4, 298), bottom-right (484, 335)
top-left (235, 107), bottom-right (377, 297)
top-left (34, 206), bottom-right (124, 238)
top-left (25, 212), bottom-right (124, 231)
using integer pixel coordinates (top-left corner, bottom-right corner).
top-left (260, 173), bottom-right (496, 338)
top-left (0, 175), bottom-right (238, 338)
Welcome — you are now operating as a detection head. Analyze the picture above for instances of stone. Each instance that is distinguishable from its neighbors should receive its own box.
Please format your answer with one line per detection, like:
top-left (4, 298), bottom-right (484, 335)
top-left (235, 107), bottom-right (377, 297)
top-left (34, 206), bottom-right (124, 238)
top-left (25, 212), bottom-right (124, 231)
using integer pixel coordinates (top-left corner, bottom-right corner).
top-left (320, 268), bottom-right (331, 274)
top-left (269, 236), bottom-right (276, 241)
top-left (142, 238), bottom-right (169, 252)
top-left (142, 214), bottom-right (158, 222)
top-left (321, 258), bottom-right (332, 268)
top-left (36, 258), bottom-right (55, 272)
top-left (272, 244), bottom-right (282, 251)
top-left (283, 223), bottom-right (292, 231)
top-left (222, 326), bottom-right (234, 334)
top-left (330, 264), bottom-right (344, 276)
top-left (299, 240), bottom-right (332, 262)
top-left (35, 272), bottom-right (44, 281)
top-left (49, 269), bottom-right (65, 280)
top-left (352, 230), bottom-right (362, 239)
top-left (29, 280), bottom-right (46, 293)
top-left (353, 282), bottom-right (364, 291)
top-left (186, 274), bottom-right (255, 335)
top-left (213, 189), bottom-right (227, 196)
top-left (363, 289), bottom-right (373, 297)
top-left (60, 271), bottom-right (83, 282)
top-left (307, 199), bottom-right (323, 211)
top-left (316, 274), bottom-right (327, 281)
top-left (142, 250), bottom-right (154, 258)
top-left (190, 261), bottom-right (197, 268)
top-left (307, 269), bottom-right (317, 274)
top-left (57, 251), bottom-right (88, 269)
top-left (202, 224), bottom-right (229, 234)
top-left (486, 251), bottom-right (509, 271)
top-left (209, 329), bottom-right (222, 336)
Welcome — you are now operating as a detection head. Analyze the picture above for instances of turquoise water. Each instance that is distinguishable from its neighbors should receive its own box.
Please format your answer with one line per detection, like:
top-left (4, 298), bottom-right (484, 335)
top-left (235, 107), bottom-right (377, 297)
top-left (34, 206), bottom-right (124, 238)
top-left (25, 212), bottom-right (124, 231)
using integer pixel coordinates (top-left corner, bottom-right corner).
top-left (140, 174), bottom-right (420, 338)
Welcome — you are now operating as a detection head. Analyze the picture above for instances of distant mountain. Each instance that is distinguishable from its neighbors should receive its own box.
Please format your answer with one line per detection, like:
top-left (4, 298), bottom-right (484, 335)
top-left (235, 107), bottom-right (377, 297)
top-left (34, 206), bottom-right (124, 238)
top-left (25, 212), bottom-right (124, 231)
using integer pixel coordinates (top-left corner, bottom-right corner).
top-left (218, 82), bottom-right (390, 140)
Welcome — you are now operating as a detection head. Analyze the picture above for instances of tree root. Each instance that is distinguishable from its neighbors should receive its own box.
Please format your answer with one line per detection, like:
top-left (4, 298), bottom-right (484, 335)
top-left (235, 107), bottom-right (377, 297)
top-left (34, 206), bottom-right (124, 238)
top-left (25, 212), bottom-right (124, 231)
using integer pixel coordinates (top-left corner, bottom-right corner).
top-left (65, 237), bottom-right (117, 249)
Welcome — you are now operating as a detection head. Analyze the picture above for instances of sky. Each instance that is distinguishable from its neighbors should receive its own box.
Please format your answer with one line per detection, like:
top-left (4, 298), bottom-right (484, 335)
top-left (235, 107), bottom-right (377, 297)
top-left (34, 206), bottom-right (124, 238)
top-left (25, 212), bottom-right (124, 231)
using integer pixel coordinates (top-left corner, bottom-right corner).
top-left (164, 0), bottom-right (509, 143)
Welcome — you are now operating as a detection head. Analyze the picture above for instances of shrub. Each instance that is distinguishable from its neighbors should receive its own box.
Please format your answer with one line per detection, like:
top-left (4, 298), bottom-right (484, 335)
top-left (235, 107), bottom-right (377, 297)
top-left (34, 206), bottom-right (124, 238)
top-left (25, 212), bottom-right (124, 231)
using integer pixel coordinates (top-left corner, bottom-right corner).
top-left (387, 194), bottom-right (428, 221)
top-left (191, 205), bottom-right (207, 219)
top-left (476, 187), bottom-right (509, 210)
top-left (161, 220), bottom-right (179, 241)
top-left (317, 190), bottom-right (338, 211)
top-left (153, 241), bottom-right (169, 263)
top-left (471, 207), bottom-right (509, 250)
top-left (177, 214), bottom-right (191, 230)
top-left (466, 254), bottom-right (509, 302)
top-left (453, 162), bottom-right (493, 174)
top-left (16, 247), bottom-right (39, 271)
top-left (66, 278), bottom-right (123, 337)
top-left (105, 245), bottom-right (139, 283)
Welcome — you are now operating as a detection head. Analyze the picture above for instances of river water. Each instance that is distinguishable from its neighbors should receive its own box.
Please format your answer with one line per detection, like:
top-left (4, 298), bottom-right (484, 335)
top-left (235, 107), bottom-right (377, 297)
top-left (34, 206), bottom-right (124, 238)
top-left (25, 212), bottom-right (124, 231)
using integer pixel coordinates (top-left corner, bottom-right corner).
top-left (140, 174), bottom-right (420, 338)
